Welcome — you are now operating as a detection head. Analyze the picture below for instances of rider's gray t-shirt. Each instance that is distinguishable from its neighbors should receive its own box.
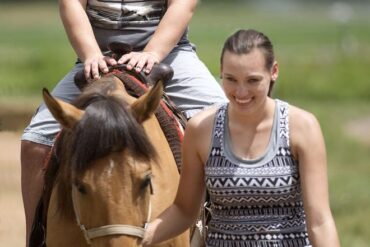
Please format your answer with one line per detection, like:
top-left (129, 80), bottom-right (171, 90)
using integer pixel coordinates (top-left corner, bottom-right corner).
top-left (86, 0), bottom-right (189, 51)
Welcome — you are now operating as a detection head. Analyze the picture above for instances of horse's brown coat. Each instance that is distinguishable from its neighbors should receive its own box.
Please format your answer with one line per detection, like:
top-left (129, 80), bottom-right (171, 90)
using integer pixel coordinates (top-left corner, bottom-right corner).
top-left (43, 75), bottom-right (189, 247)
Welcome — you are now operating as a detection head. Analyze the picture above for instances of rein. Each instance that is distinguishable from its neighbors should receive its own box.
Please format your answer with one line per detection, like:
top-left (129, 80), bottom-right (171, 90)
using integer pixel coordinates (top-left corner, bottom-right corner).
top-left (71, 177), bottom-right (154, 244)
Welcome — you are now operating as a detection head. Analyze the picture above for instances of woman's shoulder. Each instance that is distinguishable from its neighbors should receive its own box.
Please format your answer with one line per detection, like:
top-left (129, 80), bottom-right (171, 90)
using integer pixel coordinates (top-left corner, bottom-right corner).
top-left (187, 105), bottom-right (222, 128)
top-left (288, 103), bottom-right (323, 153)
top-left (184, 104), bottom-right (223, 141)
top-left (274, 99), bottom-right (319, 131)
top-left (184, 105), bottom-right (222, 161)
top-left (288, 104), bottom-right (320, 130)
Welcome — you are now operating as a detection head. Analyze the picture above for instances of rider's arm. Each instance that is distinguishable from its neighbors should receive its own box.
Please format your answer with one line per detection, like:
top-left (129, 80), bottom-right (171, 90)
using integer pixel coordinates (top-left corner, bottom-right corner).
top-left (144, 0), bottom-right (197, 60)
top-left (59, 0), bottom-right (116, 80)
top-left (118, 0), bottom-right (198, 73)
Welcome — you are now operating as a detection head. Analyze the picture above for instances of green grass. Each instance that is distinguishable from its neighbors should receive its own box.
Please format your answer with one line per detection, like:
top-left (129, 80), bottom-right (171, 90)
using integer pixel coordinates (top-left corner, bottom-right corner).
top-left (295, 100), bottom-right (370, 247)
top-left (0, 3), bottom-right (74, 96)
top-left (0, 2), bottom-right (369, 246)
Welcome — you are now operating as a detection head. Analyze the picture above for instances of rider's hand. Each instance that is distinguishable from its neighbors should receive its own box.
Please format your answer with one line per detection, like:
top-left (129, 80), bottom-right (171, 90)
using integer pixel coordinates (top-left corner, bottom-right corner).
top-left (84, 55), bottom-right (117, 82)
top-left (117, 51), bottom-right (160, 74)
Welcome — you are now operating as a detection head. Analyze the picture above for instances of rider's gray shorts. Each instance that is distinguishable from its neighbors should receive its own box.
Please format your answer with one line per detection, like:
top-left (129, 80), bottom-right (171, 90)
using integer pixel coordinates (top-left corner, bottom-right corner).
top-left (21, 45), bottom-right (227, 146)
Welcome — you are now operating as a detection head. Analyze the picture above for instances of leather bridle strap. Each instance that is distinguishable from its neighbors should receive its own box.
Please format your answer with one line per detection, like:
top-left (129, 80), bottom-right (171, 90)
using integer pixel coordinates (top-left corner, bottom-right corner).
top-left (77, 221), bottom-right (148, 245)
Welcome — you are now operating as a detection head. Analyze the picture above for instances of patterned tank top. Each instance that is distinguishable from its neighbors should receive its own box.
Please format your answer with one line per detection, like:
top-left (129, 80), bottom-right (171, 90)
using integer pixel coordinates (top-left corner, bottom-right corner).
top-left (205, 100), bottom-right (312, 247)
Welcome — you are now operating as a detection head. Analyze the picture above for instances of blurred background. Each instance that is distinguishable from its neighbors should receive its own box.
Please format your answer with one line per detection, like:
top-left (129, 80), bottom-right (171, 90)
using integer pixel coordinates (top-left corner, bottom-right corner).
top-left (0, 0), bottom-right (369, 246)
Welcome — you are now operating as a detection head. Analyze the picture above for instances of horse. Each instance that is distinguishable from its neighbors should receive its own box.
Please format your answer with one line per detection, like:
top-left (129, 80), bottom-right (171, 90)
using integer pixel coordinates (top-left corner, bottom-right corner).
top-left (39, 72), bottom-right (190, 247)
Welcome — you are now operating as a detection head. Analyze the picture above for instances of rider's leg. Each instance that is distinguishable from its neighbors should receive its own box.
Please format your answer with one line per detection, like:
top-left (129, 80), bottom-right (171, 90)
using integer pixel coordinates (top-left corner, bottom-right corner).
top-left (20, 63), bottom-right (82, 246)
top-left (21, 141), bottom-right (51, 247)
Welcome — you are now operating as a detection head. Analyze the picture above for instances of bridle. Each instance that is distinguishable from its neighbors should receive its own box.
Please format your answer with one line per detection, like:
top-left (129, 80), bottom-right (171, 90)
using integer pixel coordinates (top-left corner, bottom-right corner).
top-left (71, 177), bottom-right (154, 245)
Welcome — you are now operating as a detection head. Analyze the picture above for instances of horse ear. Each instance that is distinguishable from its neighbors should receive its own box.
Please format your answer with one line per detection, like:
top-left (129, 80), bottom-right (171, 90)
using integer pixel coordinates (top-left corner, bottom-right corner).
top-left (42, 88), bottom-right (84, 129)
top-left (131, 80), bottom-right (163, 123)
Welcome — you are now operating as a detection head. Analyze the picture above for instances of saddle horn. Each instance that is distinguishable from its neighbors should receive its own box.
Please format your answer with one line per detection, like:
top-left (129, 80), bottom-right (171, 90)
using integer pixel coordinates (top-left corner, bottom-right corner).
top-left (108, 41), bottom-right (133, 59)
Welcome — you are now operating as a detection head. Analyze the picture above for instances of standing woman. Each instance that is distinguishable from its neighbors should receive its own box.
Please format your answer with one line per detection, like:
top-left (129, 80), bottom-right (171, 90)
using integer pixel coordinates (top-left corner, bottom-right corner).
top-left (143, 29), bottom-right (340, 247)
top-left (20, 0), bottom-right (226, 245)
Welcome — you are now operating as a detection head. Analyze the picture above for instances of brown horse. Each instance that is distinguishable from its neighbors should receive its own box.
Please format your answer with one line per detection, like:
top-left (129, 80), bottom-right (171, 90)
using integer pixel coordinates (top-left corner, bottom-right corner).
top-left (42, 74), bottom-right (189, 247)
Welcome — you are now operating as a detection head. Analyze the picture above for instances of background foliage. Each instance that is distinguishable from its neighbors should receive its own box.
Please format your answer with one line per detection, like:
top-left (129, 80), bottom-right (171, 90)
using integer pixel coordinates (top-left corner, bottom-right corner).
top-left (0, 1), bottom-right (369, 246)
top-left (1, 1), bottom-right (369, 101)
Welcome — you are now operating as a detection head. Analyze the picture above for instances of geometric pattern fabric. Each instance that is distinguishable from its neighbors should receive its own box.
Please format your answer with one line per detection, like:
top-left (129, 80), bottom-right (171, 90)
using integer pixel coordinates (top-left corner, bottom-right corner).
top-left (205, 100), bottom-right (312, 247)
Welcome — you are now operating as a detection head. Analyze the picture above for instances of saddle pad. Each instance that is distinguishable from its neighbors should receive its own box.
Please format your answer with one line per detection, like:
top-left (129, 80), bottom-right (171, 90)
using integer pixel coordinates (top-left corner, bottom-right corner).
top-left (113, 70), bottom-right (185, 171)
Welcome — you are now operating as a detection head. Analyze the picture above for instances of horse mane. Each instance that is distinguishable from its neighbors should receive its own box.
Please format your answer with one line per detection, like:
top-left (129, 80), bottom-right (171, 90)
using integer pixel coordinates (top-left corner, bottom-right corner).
top-left (44, 75), bottom-right (157, 218)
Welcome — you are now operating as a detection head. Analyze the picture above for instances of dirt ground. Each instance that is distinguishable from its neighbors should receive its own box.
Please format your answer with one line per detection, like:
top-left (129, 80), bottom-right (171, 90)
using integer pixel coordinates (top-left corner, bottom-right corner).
top-left (344, 117), bottom-right (370, 146)
top-left (0, 131), bottom-right (25, 247)
top-left (0, 100), bottom-right (37, 247)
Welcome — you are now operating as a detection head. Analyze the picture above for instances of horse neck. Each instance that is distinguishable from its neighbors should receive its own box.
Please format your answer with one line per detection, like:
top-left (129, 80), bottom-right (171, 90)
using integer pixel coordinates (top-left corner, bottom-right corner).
top-left (144, 115), bottom-right (177, 168)
top-left (142, 115), bottom-right (180, 216)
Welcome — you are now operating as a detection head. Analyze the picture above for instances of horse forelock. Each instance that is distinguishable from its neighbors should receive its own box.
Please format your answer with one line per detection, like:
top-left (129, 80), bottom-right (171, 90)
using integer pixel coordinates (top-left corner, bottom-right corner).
top-left (72, 98), bottom-right (157, 172)
top-left (71, 76), bottom-right (157, 173)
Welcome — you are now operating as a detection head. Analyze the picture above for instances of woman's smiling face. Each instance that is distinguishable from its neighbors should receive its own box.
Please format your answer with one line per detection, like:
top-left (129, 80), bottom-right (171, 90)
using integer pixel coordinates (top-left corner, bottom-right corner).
top-left (221, 49), bottom-right (278, 114)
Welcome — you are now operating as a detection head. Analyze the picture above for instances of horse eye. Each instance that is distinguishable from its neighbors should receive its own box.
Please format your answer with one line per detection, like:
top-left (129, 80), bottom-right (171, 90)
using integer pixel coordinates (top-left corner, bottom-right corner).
top-left (140, 173), bottom-right (152, 190)
top-left (74, 182), bottom-right (87, 194)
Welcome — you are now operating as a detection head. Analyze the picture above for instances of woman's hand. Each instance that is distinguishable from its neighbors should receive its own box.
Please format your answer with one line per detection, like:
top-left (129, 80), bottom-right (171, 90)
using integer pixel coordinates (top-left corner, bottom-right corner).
top-left (83, 55), bottom-right (117, 81)
top-left (142, 223), bottom-right (154, 247)
top-left (117, 51), bottom-right (160, 74)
